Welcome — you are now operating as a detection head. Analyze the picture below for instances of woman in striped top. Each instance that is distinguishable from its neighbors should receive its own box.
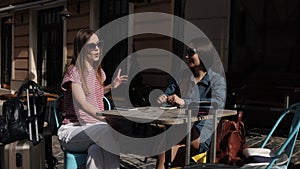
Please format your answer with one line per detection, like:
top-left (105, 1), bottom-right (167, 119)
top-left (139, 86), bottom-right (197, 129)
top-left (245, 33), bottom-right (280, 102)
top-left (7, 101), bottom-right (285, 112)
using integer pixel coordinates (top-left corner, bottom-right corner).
top-left (57, 29), bottom-right (127, 169)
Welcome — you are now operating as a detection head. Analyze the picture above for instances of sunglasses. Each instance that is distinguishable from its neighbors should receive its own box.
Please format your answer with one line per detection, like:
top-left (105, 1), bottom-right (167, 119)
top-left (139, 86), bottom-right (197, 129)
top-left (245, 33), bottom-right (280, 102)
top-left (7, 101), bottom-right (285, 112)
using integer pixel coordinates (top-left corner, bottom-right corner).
top-left (184, 48), bottom-right (196, 57)
top-left (86, 40), bottom-right (104, 51)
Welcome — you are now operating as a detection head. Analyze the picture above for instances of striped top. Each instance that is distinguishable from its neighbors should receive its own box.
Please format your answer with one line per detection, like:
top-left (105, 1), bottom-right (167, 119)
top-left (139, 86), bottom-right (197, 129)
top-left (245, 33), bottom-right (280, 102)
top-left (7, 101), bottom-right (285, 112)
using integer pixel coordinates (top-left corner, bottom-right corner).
top-left (61, 65), bottom-right (106, 124)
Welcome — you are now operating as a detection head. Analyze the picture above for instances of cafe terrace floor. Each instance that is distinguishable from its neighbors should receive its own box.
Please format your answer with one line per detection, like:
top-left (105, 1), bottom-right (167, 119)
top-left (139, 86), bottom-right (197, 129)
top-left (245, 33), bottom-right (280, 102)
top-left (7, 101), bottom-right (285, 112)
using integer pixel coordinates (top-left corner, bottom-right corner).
top-left (51, 128), bottom-right (300, 169)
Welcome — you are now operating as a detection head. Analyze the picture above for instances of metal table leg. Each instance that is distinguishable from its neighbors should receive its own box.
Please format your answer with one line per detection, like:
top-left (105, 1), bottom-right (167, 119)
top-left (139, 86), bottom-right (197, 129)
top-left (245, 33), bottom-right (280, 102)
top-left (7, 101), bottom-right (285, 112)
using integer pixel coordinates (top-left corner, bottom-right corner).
top-left (210, 110), bottom-right (218, 163)
top-left (185, 109), bottom-right (191, 165)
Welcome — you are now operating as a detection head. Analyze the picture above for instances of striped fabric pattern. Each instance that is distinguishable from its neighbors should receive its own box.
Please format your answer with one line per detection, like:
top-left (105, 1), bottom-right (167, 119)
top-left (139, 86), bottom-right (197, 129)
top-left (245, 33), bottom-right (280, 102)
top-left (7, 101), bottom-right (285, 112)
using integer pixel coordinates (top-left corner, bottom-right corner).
top-left (61, 65), bottom-right (106, 124)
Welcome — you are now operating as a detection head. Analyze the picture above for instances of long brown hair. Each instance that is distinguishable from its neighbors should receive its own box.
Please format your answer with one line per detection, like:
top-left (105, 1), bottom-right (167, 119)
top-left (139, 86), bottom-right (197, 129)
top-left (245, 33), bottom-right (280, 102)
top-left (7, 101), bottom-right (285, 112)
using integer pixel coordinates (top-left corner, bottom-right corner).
top-left (189, 37), bottom-right (215, 71)
top-left (70, 29), bottom-right (103, 95)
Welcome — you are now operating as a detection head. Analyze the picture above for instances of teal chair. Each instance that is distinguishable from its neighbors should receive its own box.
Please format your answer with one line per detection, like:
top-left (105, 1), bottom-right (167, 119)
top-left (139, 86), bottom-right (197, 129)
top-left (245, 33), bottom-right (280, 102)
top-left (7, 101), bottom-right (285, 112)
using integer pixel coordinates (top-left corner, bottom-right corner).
top-left (262, 102), bottom-right (300, 169)
top-left (241, 102), bottom-right (300, 169)
top-left (53, 94), bottom-right (111, 169)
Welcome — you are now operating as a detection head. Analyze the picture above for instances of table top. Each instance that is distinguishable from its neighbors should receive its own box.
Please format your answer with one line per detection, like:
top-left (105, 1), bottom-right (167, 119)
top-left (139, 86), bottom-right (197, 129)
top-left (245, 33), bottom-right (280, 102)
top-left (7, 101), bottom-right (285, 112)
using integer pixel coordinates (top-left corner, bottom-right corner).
top-left (98, 107), bottom-right (237, 125)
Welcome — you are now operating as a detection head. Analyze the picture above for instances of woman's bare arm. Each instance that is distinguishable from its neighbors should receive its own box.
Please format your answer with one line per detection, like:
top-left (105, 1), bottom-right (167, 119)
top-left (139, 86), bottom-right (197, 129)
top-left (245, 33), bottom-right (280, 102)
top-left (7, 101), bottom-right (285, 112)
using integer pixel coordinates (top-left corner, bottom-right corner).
top-left (71, 83), bottom-right (106, 121)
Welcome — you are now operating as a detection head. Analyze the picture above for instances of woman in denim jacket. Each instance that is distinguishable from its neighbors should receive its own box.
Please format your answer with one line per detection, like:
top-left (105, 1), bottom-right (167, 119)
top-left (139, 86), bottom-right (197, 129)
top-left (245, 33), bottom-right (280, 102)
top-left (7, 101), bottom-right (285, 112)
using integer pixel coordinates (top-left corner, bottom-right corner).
top-left (156, 37), bottom-right (226, 168)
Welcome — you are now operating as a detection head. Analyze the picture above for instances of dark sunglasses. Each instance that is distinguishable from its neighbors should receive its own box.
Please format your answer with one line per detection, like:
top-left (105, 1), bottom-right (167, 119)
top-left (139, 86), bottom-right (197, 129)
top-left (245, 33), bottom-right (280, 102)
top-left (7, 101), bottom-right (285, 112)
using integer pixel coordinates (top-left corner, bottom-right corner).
top-left (87, 40), bottom-right (104, 51)
top-left (184, 48), bottom-right (196, 57)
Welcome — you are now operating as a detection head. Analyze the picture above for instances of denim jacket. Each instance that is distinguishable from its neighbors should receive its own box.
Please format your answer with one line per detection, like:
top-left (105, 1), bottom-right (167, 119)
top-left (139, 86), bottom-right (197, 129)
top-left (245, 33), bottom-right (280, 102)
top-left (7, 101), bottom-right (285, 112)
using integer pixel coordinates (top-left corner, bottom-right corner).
top-left (164, 69), bottom-right (226, 108)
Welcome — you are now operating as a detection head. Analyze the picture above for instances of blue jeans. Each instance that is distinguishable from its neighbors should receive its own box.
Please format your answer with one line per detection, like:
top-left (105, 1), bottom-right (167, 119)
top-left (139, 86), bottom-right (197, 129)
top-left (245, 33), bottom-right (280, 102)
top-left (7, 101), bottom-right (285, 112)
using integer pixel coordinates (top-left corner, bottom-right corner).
top-left (194, 119), bottom-right (213, 153)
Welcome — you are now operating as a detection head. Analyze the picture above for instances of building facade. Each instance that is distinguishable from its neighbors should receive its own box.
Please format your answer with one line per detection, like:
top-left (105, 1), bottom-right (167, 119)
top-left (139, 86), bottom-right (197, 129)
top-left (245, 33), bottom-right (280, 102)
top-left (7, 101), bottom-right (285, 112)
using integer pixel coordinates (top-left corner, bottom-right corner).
top-left (0, 0), bottom-right (231, 95)
top-left (1, 0), bottom-right (299, 112)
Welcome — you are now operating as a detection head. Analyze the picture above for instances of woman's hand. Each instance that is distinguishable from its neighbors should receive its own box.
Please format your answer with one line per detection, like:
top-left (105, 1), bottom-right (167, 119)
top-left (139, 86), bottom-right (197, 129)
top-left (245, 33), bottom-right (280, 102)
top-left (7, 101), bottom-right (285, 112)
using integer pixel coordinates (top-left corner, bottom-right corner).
top-left (167, 94), bottom-right (185, 106)
top-left (157, 94), bottom-right (168, 104)
top-left (112, 69), bottom-right (128, 88)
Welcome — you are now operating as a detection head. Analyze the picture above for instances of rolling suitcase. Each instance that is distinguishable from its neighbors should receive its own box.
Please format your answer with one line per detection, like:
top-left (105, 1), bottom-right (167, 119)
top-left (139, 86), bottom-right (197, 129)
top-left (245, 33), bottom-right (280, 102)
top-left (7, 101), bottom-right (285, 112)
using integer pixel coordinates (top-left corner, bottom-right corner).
top-left (1, 138), bottom-right (45, 169)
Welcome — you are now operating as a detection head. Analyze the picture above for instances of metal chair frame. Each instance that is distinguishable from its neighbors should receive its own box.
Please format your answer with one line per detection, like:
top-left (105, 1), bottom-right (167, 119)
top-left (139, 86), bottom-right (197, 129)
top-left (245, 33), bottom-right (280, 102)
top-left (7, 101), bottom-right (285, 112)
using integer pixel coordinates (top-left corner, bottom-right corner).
top-left (260, 102), bottom-right (300, 169)
top-left (241, 102), bottom-right (300, 169)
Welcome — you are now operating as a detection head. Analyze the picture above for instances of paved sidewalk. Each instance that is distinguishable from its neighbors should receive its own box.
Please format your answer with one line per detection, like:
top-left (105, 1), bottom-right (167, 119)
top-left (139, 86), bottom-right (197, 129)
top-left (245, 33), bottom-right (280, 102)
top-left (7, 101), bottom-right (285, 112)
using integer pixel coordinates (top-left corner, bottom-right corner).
top-left (51, 133), bottom-right (300, 169)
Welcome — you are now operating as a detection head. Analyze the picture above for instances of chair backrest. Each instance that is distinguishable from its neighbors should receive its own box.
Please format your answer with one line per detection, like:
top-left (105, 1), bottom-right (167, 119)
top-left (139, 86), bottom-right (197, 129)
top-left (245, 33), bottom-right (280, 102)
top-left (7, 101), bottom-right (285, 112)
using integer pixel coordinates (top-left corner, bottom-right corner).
top-left (53, 94), bottom-right (64, 129)
top-left (103, 96), bottom-right (111, 111)
top-left (53, 94), bottom-right (111, 129)
top-left (261, 102), bottom-right (300, 169)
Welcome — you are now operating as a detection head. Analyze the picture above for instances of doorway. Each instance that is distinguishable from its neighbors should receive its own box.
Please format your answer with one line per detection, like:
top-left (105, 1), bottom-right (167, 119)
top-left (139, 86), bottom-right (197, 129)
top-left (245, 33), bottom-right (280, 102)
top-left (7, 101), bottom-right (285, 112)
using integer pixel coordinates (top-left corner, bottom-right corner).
top-left (37, 7), bottom-right (63, 92)
top-left (99, 0), bottom-right (129, 84)
top-left (1, 17), bottom-right (12, 89)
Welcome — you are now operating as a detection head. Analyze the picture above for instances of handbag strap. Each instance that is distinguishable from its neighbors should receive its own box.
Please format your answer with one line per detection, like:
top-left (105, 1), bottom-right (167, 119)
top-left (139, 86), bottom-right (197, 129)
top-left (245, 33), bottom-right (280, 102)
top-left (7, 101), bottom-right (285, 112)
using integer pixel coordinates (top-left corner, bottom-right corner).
top-left (16, 80), bottom-right (44, 99)
top-left (237, 111), bottom-right (243, 122)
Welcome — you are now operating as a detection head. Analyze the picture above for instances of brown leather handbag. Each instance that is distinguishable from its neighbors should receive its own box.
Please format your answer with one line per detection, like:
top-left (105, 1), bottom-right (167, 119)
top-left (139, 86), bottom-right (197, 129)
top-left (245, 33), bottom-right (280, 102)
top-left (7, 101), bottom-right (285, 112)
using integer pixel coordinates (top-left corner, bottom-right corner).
top-left (215, 112), bottom-right (246, 167)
